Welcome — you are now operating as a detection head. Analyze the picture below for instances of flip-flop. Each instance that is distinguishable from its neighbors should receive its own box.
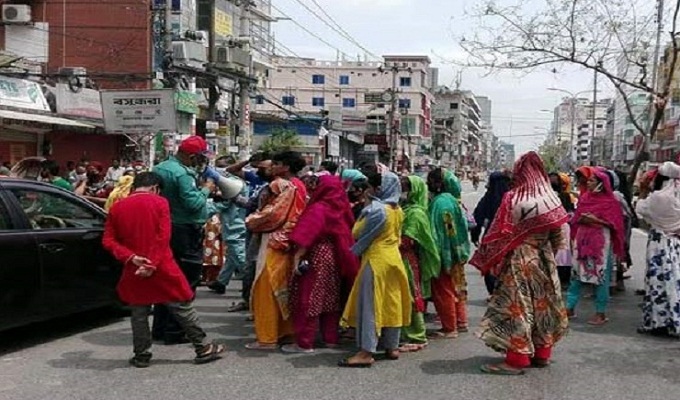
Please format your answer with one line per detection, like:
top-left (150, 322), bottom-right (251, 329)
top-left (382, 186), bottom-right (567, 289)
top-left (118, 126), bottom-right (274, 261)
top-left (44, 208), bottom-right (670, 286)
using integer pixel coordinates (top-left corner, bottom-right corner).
top-left (587, 317), bottom-right (609, 326)
top-left (244, 342), bottom-right (278, 351)
top-left (194, 343), bottom-right (226, 364)
top-left (227, 302), bottom-right (248, 312)
top-left (428, 330), bottom-right (458, 339)
top-left (338, 358), bottom-right (373, 368)
top-left (398, 343), bottom-right (427, 352)
top-left (480, 363), bottom-right (525, 375)
top-left (374, 351), bottom-right (399, 361)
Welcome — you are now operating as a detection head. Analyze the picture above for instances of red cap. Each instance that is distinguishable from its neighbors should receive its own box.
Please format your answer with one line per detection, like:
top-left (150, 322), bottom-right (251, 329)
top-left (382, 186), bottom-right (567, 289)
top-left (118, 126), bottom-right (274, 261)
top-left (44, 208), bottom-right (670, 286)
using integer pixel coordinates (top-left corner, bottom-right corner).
top-left (178, 136), bottom-right (210, 156)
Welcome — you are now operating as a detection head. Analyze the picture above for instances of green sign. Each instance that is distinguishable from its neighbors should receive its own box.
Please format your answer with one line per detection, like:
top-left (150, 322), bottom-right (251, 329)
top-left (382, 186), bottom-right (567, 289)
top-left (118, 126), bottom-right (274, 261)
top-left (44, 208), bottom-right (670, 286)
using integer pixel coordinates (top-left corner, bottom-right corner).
top-left (175, 90), bottom-right (198, 114)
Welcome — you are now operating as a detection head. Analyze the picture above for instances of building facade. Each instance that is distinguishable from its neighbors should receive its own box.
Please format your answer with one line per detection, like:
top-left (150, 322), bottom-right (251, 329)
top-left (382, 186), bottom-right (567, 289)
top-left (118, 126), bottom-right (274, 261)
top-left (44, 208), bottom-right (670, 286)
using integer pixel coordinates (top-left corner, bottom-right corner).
top-left (433, 87), bottom-right (483, 171)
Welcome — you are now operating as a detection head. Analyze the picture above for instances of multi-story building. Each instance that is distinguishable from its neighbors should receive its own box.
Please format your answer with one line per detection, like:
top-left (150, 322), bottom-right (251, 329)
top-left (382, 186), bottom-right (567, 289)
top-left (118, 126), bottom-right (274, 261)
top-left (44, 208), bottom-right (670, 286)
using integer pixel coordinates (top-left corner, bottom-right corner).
top-left (475, 95), bottom-right (495, 171)
top-left (257, 55), bottom-right (435, 167)
top-left (433, 87), bottom-right (482, 171)
top-left (653, 40), bottom-right (680, 163)
top-left (499, 141), bottom-right (515, 169)
top-left (577, 98), bottom-right (611, 163)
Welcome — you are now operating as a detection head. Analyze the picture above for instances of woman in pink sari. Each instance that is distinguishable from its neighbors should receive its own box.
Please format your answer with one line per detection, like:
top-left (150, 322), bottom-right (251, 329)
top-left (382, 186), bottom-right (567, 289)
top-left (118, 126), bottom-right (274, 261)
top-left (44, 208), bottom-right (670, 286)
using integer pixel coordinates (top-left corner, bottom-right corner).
top-left (566, 168), bottom-right (625, 325)
top-left (284, 175), bottom-right (359, 353)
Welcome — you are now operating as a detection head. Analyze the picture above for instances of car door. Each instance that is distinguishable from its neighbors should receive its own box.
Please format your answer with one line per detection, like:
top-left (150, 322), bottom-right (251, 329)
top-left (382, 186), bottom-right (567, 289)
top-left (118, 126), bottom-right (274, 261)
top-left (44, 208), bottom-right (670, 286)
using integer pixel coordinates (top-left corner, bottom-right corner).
top-left (7, 184), bottom-right (119, 317)
top-left (0, 188), bottom-right (43, 330)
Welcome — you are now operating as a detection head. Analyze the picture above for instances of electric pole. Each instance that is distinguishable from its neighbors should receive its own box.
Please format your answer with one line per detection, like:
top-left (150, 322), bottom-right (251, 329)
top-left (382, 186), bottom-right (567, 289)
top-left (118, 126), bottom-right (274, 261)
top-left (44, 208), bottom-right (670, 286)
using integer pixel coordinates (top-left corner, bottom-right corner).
top-left (387, 65), bottom-right (398, 171)
top-left (591, 64), bottom-right (598, 165)
top-left (238, 0), bottom-right (252, 157)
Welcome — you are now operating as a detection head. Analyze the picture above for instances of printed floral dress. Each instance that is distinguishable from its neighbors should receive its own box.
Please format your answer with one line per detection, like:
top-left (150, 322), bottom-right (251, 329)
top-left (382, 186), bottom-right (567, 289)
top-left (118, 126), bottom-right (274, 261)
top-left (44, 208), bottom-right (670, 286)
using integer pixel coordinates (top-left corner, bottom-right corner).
top-left (640, 228), bottom-right (680, 337)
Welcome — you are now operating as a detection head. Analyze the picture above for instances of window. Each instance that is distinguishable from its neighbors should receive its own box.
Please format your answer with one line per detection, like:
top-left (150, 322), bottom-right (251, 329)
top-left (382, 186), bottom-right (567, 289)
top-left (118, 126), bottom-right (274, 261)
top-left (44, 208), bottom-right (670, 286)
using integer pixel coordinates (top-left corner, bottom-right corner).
top-left (399, 77), bottom-right (412, 87)
top-left (339, 75), bottom-right (350, 85)
top-left (399, 99), bottom-right (411, 109)
top-left (255, 95), bottom-right (265, 105)
top-left (312, 97), bottom-right (325, 107)
top-left (0, 199), bottom-right (11, 230)
top-left (450, 103), bottom-right (458, 110)
top-left (11, 189), bottom-right (104, 230)
top-left (596, 124), bottom-right (603, 129)
top-left (282, 96), bottom-right (295, 106)
top-left (342, 98), bottom-right (356, 108)
top-left (312, 74), bottom-right (325, 84)
top-left (401, 117), bottom-right (416, 135)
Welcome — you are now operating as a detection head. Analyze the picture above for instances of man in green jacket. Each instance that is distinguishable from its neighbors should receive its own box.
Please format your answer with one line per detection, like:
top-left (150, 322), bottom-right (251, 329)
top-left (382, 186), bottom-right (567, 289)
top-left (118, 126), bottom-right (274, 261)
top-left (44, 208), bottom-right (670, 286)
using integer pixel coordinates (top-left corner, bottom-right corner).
top-left (152, 135), bottom-right (218, 345)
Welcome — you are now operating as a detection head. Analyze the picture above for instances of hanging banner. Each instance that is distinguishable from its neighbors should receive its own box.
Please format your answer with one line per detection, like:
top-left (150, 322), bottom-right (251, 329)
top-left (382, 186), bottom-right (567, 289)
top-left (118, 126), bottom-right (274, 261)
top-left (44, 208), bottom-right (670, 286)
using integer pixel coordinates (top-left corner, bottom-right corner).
top-left (0, 76), bottom-right (50, 111)
top-left (100, 89), bottom-right (177, 134)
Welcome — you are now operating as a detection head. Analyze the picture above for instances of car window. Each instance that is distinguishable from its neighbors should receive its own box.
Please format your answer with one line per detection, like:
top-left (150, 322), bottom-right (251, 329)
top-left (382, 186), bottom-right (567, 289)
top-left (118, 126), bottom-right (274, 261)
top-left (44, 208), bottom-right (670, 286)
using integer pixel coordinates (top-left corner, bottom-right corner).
top-left (11, 189), bottom-right (105, 230)
top-left (0, 198), bottom-right (12, 230)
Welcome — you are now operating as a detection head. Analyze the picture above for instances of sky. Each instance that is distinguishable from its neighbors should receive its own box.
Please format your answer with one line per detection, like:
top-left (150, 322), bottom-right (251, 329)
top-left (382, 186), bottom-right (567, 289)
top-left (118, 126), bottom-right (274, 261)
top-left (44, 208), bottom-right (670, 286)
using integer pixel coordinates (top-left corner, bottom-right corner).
top-left (270, 0), bottom-right (600, 156)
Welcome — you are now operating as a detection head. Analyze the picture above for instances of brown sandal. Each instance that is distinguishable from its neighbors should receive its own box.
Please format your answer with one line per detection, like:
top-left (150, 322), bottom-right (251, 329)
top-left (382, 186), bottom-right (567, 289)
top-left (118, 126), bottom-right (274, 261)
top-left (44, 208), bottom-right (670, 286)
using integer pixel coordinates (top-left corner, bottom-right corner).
top-left (194, 343), bottom-right (226, 364)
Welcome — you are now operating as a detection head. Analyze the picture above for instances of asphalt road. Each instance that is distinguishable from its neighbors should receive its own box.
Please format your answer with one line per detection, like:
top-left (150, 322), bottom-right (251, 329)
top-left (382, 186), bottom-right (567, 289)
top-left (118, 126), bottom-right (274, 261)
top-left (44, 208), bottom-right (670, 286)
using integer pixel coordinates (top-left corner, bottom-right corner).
top-left (1, 182), bottom-right (679, 400)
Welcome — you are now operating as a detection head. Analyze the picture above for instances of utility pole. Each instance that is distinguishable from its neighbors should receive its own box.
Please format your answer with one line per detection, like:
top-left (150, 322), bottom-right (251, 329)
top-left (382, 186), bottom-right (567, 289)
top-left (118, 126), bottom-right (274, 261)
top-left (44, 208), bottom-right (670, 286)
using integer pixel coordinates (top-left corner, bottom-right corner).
top-left (645, 0), bottom-right (665, 164)
top-left (238, 0), bottom-right (252, 157)
top-left (207, 0), bottom-right (218, 121)
top-left (591, 65), bottom-right (598, 165)
top-left (164, 1), bottom-right (173, 57)
top-left (387, 65), bottom-right (398, 171)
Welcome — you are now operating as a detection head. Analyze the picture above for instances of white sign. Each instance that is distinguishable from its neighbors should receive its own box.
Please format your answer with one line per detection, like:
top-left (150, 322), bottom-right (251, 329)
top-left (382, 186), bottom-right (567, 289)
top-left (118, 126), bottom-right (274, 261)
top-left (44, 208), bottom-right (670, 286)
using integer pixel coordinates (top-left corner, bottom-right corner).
top-left (364, 144), bottom-right (379, 152)
top-left (327, 134), bottom-right (340, 157)
top-left (100, 89), bottom-right (177, 133)
top-left (56, 84), bottom-right (103, 119)
top-left (0, 76), bottom-right (50, 111)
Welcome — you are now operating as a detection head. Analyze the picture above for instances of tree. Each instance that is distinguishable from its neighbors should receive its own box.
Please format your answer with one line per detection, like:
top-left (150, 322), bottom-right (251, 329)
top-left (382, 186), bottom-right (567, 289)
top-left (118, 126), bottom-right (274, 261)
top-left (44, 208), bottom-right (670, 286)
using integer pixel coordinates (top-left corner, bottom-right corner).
top-left (258, 128), bottom-right (303, 153)
top-left (456, 0), bottom-right (680, 187)
top-left (539, 141), bottom-right (571, 172)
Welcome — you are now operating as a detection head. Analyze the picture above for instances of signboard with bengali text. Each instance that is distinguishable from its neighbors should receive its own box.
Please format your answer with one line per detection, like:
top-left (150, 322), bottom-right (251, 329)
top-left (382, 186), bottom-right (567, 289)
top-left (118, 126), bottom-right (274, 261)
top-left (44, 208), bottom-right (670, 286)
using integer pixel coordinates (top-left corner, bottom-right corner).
top-left (100, 89), bottom-right (177, 134)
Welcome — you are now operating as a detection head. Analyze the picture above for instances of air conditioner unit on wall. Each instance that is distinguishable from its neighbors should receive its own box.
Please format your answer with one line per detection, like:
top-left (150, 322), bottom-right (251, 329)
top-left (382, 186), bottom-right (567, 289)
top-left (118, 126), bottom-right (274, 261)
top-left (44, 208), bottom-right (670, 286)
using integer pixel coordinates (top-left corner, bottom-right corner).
top-left (2, 5), bottom-right (31, 24)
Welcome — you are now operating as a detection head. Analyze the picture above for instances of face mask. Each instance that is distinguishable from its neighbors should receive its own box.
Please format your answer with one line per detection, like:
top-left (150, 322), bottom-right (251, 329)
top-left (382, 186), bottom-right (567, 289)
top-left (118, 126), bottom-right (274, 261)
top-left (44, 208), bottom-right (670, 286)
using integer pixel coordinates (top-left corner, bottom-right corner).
top-left (77, 173), bottom-right (87, 180)
top-left (216, 167), bottom-right (226, 174)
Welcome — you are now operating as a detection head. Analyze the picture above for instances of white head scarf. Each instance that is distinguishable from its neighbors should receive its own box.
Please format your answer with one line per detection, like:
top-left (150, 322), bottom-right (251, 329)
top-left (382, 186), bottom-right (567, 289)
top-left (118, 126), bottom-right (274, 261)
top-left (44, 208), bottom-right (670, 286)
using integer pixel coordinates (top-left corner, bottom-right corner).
top-left (636, 161), bottom-right (680, 235)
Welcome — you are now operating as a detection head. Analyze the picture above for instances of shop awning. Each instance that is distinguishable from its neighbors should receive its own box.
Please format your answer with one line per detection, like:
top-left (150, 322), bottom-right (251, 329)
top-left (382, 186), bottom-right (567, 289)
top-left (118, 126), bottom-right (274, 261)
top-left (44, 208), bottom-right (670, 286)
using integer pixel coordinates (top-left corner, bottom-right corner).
top-left (0, 109), bottom-right (96, 129)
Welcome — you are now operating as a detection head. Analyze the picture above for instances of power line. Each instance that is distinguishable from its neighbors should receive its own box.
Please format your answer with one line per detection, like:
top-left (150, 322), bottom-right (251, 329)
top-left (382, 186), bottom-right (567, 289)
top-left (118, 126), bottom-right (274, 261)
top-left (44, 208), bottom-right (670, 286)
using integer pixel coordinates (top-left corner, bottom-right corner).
top-left (292, 0), bottom-right (380, 60)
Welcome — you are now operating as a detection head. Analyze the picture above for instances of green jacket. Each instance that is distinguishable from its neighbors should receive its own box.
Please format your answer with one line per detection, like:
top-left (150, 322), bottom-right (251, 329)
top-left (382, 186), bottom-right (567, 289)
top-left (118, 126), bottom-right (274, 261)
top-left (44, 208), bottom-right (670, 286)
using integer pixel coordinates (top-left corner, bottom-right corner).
top-left (154, 156), bottom-right (210, 225)
top-left (51, 177), bottom-right (73, 191)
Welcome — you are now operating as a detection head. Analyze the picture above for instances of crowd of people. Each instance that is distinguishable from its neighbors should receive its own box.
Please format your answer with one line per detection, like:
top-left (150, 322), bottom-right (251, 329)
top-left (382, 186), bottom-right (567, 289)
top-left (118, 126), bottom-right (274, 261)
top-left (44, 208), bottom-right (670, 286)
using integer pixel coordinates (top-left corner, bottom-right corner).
top-left (9, 135), bottom-right (680, 374)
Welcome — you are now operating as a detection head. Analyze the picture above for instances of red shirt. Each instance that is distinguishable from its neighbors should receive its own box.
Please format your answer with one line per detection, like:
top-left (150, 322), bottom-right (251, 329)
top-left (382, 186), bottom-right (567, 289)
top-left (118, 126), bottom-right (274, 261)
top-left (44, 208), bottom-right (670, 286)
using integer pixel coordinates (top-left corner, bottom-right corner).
top-left (102, 192), bottom-right (193, 305)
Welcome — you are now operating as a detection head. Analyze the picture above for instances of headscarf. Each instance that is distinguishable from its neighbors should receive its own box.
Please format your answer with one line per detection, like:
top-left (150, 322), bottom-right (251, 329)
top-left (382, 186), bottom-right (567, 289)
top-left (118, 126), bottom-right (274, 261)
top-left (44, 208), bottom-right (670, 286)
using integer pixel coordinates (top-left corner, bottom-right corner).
top-left (551, 172), bottom-right (576, 212)
top-left (575, 166), bottom-right (594, 195)
top-left (402, 176), bottom-right (440, 298)
top-left (104, 175), bottom-right (134, 211)
top-left (572, 168), bottom-right (625, 267)
top-left (429, 172), bottom-right (470, 272)
top-left (636, 161), bottom-right (680, 235)
top-left (639, 168), bottom-right (659, 195)
top-left (443, 169), bottom-right (462, 199)
top-left (469, 151), bottom-right (569, 276)
top-left (376, 171), bottom-right (401, 205)
top-left (290, 175), bottom-right (359, 282)
top-left (471, 172), bottom-right (511, 242)
top-left (340, 169), bottom-right (366, 183)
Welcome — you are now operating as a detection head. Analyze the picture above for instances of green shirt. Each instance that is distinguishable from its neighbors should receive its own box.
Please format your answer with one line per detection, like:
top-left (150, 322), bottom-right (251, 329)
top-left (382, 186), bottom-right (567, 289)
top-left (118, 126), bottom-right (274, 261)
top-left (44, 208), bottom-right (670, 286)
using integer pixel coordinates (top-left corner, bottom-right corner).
top-left (52, 177), bottom-right (73, 191)
top-left (153, 156), bottom-right (210, 225)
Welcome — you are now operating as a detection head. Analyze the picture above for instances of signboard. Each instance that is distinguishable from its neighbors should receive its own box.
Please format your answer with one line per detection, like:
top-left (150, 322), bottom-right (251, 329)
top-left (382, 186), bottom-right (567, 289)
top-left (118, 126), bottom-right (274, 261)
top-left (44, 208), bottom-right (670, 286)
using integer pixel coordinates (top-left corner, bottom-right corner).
top-left (363, 144), bottom-right (379, 152)
top-left (327, 134), bottom-right (340, 157)
top-left (0, 76), bottom-right (50, 111)
top-left (100, 89), bottom-right (177, 134)
top-left (364, 92), bottom-right (386, 104)
top-left (175, 90), bottom-right (198, 114)
top-left (56, 84), bottom-right (103, 119)
top-left (214, 9), bottom-right (233, 37)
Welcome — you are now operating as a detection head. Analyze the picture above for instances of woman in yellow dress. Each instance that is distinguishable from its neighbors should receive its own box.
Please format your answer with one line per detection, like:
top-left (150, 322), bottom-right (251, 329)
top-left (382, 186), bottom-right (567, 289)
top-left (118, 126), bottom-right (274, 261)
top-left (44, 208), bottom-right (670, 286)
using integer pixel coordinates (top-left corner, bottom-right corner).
top-left (339, 170), bottom-right (412, 368)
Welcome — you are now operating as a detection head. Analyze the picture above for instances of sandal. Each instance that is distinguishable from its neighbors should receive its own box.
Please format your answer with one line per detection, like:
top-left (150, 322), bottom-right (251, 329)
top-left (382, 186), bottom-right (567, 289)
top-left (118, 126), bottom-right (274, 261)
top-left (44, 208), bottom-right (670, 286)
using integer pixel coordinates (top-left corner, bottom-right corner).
top-left (338, 357), bottom-right (373, 368)
top-left (587, 315), bottom-right (609, 326)
top-left (398, 343), bottom-right (427, 352)
top-left (227, 302), bottom-right (248, 313)
top-left (428, 330), bottom-right (458, 339)
top-left (530, 358), bottom-right (550, 368)
top-left (244, 342), bottom-right (277, 351)
top-left (194, 343), bottom-right (226, 364)
top-left (375, 350), bottom-right (399, 361)
top-left (480, 363), bottom-right (525, 375)
top-left (457, 325), bottom-right (469, 333)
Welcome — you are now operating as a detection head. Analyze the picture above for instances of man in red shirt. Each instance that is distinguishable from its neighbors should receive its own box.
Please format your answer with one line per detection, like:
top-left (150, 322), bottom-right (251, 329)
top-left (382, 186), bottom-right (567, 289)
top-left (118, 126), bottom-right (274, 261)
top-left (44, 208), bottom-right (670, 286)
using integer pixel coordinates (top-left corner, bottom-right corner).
top-left (102, 172), bottom-right (225, 368)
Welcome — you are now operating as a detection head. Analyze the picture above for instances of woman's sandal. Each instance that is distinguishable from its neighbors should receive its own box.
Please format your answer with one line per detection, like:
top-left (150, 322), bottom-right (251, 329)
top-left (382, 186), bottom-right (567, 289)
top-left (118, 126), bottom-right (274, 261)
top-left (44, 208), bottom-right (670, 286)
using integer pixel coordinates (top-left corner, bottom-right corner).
top-left (338, 357), bottom-right (374, 368)
top-left (428, 330), bottom-right (458, 339)
top-left (244, 342), bottom-right (278, 351)
top-left (194, 343), bottom-right (226, 364)
top-left (480, 363), bottom-right (525, 375)
top-left (398, 343), bottom-right (427, 352)
top-left (227, 302), bottom-right (248, 312)
top-left (530, 358), bottom-right (551, 368)
top-left (587, 315), bottom-right (609, 326)
top-left (374, 350), bottom-right (400, 361)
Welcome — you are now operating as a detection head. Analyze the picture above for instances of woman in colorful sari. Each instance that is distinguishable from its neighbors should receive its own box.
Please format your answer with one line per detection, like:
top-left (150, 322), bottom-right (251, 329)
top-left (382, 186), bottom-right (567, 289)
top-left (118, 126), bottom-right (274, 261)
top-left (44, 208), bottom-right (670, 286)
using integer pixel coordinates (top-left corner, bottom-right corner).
top-left (244, 151), bottom-right (307, 350)
top-left (566, 168), bottom-right (625, 326)
top-left (470, 151), bottom-right (569, 375)
top-left (574, 166), bottom-right (594, 196)
top-left (427, 168), bottom-right (471, 338)
top-left (339, 171), bottom-right (412, 367)
top-left (285, 175), bottom-right (359, 353)
top-left (398, 175), bottom-right (440, 352)
top-left (471, 171), bottom-right (512, 295)
top-left (636, 162), bottom-right (680, 337)
top-left (549, 172), bottom-right (576, 289)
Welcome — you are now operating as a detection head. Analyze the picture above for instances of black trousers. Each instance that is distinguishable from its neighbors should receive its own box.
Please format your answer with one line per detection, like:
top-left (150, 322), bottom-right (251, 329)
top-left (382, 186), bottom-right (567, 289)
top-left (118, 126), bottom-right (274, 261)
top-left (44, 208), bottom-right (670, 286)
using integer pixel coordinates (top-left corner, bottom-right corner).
top-left (152, 223), bottom-right (204, 342)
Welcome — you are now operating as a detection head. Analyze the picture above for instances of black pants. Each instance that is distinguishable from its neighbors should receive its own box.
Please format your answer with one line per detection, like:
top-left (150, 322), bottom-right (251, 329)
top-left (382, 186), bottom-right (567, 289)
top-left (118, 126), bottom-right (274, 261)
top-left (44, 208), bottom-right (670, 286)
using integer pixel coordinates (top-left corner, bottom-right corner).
top-left (152, 223), bottom-right (204, 342)
top-left (484, 274), bottom-right (497, 295)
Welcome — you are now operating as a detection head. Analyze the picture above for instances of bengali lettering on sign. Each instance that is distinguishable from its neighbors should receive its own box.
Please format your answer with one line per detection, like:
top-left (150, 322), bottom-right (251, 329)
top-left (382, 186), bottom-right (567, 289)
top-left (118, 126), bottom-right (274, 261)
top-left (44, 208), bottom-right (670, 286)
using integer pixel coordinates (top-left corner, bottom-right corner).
top-left (214, 9), bottom-right (233, 38)
top-left (100, 89), bottom-right (177, 134)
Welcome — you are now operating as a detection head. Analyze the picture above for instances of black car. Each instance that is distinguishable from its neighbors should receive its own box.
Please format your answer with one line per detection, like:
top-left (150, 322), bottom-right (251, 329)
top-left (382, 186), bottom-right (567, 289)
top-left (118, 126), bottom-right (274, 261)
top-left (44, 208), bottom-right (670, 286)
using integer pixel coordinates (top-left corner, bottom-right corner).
top-left (0, 178), bottom-right (120, 331)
